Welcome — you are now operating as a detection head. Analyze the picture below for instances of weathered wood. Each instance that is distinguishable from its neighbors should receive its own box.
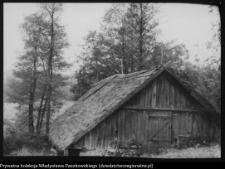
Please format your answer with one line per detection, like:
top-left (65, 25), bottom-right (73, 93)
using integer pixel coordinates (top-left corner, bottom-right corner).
top-left (149, 85), bottom-right (153, 107)
top-left (149, 115), bottom-right (172, 118)
top-left (151, 82), bottom-right (156, 108)
top-left (149, 119), bottom-right (170, 141)
top-left (77, 73), bottom-right (214, 153)
top-left (157, 76), bottom-right (163, 108)
top-left (123, 73), bottom-right (203, 112)
top-left (151, 138), bottom-right (171, 142)
top-left (176, 87), bottom-right (181, 109)
top-left (171, 113), bottom-right (176, 141)
top-left (183, 113), bottom-right (187, 135)
top-left (165, 79), bottom-right (170, 108)
top-left (180, 93), bottom-right (184, 109)
top-left (123, 106), bottom-right (201, 112)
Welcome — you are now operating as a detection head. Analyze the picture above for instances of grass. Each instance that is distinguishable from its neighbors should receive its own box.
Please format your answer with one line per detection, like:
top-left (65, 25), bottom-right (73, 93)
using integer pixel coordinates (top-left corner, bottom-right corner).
top-left (9, 146), bottom-right (56, 156)
top-left (79, 145), bottom-right (221, 158)
top-left (8, 145), bottom-right (221, 157)
top-left (142, 145), bottom-right (221, 158)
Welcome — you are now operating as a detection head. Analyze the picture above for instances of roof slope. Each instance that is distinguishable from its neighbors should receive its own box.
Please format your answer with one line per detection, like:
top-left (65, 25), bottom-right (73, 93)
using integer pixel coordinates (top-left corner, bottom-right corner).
top-left (49, 66), bottom-right (219, 150)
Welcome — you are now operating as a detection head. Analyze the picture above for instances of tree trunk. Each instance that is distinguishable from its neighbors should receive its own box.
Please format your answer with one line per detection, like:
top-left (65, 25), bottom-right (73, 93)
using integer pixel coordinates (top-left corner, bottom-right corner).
top-left (46, 11), bottom-right (54, 135)
top-left (39, 95), bottom-right (48, 133)
top-left (36, 84), bottom-right (47, 134)
top-left (28, 85), bottom-right (35, 133)
top-left (45, 83), bottom-right (52, 134)
top-left (139, 3), bottom-right (143, 71)
top-left (28, 47), bottom-right (38, 133)
top-left (122, 27), bottom-right (126, 74)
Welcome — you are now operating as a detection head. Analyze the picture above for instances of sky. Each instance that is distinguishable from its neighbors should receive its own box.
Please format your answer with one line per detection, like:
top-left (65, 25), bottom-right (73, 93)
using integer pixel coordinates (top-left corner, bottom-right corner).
top-left (3, 3), bottom-right (220, 76)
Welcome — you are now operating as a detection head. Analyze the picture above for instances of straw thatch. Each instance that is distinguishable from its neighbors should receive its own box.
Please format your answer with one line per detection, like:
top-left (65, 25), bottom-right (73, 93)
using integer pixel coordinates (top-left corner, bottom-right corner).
top-left (49, 65), bottom-right (219, 151)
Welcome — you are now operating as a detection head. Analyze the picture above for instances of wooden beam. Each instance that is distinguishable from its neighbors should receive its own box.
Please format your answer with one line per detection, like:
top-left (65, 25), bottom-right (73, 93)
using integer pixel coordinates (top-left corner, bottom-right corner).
top-left (123, 106), bottom-right (201, 113)
top-left (151, 138), bottom-right (171, 142)
top-left (148, 115), bottom-right (171, 118)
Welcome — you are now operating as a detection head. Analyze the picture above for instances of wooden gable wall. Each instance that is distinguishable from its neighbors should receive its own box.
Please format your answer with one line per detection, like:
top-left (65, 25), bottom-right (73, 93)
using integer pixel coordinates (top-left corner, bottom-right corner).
top-left (124, 72), bottom-right (203, 111)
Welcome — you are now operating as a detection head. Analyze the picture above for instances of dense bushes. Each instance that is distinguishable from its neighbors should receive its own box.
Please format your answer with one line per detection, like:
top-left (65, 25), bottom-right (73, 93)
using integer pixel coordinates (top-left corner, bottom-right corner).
top-left (3, 120), bottom-right (52, 156)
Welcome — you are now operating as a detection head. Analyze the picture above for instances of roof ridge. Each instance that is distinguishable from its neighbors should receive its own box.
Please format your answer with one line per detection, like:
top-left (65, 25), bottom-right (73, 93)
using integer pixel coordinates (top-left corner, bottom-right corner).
top-left (80, 74), bottom-right (118, 101)
top-left (118, 65), bottom-right (163, 79)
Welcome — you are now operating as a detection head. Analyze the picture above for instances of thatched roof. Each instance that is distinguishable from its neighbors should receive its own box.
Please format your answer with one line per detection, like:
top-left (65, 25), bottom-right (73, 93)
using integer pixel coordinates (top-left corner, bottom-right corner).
top-left (49, 65), bottom-right (219, 150)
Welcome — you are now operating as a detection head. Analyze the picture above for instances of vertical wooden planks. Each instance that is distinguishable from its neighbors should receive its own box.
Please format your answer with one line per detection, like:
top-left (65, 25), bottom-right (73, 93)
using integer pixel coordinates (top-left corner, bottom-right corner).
top-left (121, 109), bottom-right (125, 147)
top-left (160, 76), bottom-right (165, 108)
top-left (185, 97), bottom-right (190, 109)
top-left (148, 85), bottom-right (153, 108)
top-left (192, 113), bottom-right (198, 136)
top-left (118, 110), bottom-right (122, 147)
top-left (145, 86), bottom-right (148, 107)
top-left (199, 114), bottom-right (203, 137)
top-left (171, 113), bottom-right (175, 141)
top-left (141, 111), bottom-right (146, 145)
top-left (124, 110), bottom-right (130, 147)
top-left (144, 111), bottom-right (149, 148)
top-left (178, 113), bottom-right (182, 136)
top-left (143, 87), bottom-right (147, 107)
top-left (175, 113), bottom-right (179, 137)
top-left (104, 120), bottom-right (108, 148)
top-left (84, 133), bottom-right (90, 149)
top-left (110, 114), bottom-right (115, 148)
top-left (180, 113), bottom-right (184, 135)
top-left (187, 113), bottom-right (192, 135)
top-left (183, 113), bottom-right (187, 135)
top-left (165, 78), bottom-right (170, 108)
top-left (174, 88), bottom-right (178, 109)
top-left (202, 116), bottom-right (206, 136)
top-left (138, 92), bottom-right (142, 107)
top-left (163, 77), bottom-right (167, 108)
top-left (180, 93), bottom-right (184, 109)
top-left (168, 79), bottom-right (172, 108)
top-left (152, 81), bottom-right (157, 108)
top-left (176, 88), bottom-right (181, 109)
top-left (206, 118), bottom-right (210, 136)
top-left (139, 90), bottom-right (144, 107)
top-left (171, 82), bottom-right (175, 109)
top-left (196, 114), bottom-right (200, 136)
top-left (156, 78), bottom-right (161, 108)
top-left (137, 111), bottom-right (142, 144)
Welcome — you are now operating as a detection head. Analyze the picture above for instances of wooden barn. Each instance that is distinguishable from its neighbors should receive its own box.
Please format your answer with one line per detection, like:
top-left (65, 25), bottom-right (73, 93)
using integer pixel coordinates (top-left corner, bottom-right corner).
top-left (49, 65), bottom-right (220, 156)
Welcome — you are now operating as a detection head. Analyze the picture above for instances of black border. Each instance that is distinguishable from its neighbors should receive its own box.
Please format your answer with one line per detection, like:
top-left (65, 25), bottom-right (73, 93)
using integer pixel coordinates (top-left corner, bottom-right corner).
top-left (1, 1), bottom-right (224, 166)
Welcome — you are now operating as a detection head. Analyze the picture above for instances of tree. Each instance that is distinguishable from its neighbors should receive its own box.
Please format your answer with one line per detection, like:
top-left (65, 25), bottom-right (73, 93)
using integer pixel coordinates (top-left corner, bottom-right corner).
top-left (70, 3), bottom-right (161, 100)
top-left (10, 13), bottom-right (47, 133)
top-left (7, 3), bottom-right (70, 136)
top-left (39, 3), bottom-right (70, 134)
top-left (125, 3), bottom-right (159, 71)
top-left (205, 5), bottom-right (221, 70)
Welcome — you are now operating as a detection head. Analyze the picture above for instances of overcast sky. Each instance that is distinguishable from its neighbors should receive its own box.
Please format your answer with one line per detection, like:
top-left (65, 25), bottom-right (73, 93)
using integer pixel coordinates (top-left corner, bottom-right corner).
top-left (4, 3), bottom-right (220, 76)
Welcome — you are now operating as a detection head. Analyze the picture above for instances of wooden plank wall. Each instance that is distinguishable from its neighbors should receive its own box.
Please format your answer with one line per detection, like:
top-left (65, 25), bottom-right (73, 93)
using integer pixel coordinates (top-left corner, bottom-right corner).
top-left (73, 73), bottom-right (213, 151)
top-left (126, 73), bottom-right (202, 110)
top-left (76, 111), bottom-right (211, 151)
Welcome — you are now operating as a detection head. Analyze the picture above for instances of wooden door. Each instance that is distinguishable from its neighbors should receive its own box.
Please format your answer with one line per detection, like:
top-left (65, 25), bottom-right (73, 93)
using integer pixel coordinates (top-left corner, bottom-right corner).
top-left (148, 111), bottom-right (172, 148)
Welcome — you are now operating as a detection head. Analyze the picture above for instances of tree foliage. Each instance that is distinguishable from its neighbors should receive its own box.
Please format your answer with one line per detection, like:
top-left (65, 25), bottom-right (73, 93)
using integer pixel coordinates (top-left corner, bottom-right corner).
top-left (71, 3), bottom-right (221, 117)
top-left (70, 3), bottom-right (191, 100)
top-left (6, 3), bottom-right (70, 136)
